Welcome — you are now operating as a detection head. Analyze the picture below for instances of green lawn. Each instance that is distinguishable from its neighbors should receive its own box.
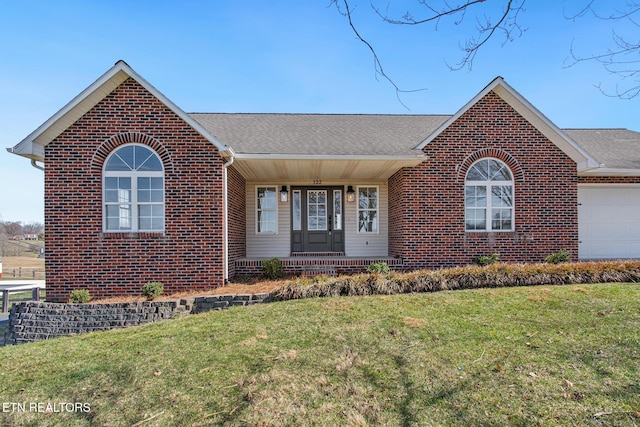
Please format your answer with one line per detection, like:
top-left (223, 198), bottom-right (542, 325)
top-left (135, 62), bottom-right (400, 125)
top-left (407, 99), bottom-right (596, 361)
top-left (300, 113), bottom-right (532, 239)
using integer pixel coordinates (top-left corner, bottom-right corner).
top-left (0, 283), bottom-right (638, 426)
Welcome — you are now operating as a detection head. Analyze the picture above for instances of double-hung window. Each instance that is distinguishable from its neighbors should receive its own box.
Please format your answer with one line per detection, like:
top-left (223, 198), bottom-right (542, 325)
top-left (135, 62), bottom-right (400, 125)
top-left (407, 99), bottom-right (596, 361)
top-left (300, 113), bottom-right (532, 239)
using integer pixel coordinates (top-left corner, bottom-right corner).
top-left (465, 158), bottom-right (514, 231)
top-left (357, 186), bottom-right (378, 233)
top-left (256, 187), bottom-right (277, 233)
top-left (103, 144), bottom-right (164, 232)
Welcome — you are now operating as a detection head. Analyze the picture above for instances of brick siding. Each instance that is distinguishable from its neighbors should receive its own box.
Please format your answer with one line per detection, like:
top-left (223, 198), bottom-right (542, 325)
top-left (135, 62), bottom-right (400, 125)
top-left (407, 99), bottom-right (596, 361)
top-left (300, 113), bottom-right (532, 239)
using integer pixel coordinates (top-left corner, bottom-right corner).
top-left (226, 165), bottom-right (247, 278)
top-left (389, 91), bottom-right (579, 270)
top-left (44, 78), bottom-right (226, 302)
top-left (43, 82), bottom-right (599, 300)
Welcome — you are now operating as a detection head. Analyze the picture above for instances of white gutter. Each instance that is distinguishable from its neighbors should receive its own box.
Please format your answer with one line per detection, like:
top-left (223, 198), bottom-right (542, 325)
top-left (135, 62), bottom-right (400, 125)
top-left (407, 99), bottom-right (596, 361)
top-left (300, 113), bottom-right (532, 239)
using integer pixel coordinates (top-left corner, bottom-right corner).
top-left (234, 153), bottom-right (426, 161)
top-left (5, 147), bottom-right (44, 171)
top-left (30, 159), bottom-right (44, 171)
top-left (579, 167), bottom-right (640, 176)
top-left (222, 147), bottom-right (236, 284)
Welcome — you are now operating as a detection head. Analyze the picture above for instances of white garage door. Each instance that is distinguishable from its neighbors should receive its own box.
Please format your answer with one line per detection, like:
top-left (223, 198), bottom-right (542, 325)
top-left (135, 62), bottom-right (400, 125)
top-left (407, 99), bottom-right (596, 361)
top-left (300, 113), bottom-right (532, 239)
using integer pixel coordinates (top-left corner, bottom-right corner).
top-left (578, 186), bottom-right (640, 259)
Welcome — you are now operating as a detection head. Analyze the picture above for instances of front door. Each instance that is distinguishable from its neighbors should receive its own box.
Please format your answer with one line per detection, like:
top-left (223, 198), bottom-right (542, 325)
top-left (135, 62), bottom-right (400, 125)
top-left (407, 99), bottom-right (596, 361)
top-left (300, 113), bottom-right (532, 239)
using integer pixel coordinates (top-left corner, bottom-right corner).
top-left (291, 187), bottom-right (344, 253)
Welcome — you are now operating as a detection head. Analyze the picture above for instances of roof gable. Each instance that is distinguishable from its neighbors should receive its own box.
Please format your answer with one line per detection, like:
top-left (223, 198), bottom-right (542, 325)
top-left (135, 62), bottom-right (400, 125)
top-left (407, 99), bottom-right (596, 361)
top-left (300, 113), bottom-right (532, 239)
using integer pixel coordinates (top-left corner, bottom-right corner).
top-left (8, 61), bottom-right (228, 161)
top-left (415, 77), bottom-right (601, 172)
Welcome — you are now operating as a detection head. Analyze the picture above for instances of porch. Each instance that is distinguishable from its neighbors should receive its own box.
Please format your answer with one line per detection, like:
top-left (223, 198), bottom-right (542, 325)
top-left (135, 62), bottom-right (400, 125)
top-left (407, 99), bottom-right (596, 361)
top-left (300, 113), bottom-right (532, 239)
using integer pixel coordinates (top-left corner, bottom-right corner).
top-left (234, 255), bottom-right (404, 278)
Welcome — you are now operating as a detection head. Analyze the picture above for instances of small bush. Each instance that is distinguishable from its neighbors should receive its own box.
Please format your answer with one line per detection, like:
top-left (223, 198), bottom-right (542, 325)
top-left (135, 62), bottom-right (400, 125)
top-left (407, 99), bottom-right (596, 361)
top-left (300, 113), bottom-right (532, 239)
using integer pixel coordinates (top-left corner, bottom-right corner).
top-left (545, 250), bottom-right (571, 264)
top-left (473, 253), bottom-right (500, 266)
top-left (270, 260), bottom-right (640, 302)
top-left (262, 258), bottom-right (283, 280)
top-left (69, 289), bottom-right (91, 304)
top-left (366, 262), bottom-right (391, 275)
top-left (142, 281), bottom-right (164, 300)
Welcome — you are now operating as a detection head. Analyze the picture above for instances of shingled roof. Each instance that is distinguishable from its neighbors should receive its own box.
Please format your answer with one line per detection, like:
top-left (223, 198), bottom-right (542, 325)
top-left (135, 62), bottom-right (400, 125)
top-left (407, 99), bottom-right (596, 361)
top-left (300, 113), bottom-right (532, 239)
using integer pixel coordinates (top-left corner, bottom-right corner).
top-left (189, 113), bottom-right (450, 156)
top-left (564, 128), bottom-right (640, 170)
top-left (190, 113), bottom-right (640, 172)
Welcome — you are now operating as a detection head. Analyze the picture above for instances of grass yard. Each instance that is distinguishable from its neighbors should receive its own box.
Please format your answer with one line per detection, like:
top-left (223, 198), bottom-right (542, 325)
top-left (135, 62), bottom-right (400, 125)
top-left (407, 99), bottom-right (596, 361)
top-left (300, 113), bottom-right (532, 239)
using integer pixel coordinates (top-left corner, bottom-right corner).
top-left (1, 255), bottom-right (45, 281)
top-left (0, 283), bottom-right (638, 426)
top-left (2, 256), bottom-right (44, 270)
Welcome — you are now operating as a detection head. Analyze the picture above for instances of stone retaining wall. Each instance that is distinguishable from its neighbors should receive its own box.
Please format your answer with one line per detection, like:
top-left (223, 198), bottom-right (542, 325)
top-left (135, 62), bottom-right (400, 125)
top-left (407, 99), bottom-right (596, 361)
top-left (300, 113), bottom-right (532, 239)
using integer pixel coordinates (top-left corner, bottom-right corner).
top-left (3, 293), bottom-right (272, 345)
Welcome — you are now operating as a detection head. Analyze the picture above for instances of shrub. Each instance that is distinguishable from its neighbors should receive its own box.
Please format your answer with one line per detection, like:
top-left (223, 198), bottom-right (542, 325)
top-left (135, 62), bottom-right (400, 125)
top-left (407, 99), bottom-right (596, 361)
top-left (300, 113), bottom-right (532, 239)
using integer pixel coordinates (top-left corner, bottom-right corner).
top-left (366, 262), bottom-right (390, 275)
top-left (262, 258), bottom-right (283, 280)
top-left (269, 260), bottom-right (640, 302)
top-left (69, 289), bottom-right (91, 304)
top-left (142, 281), bottom-right (164, 300)
top-left (545, 250), bottom-right (571, 264)
top-left (472, 253), bottom-right (500, 266)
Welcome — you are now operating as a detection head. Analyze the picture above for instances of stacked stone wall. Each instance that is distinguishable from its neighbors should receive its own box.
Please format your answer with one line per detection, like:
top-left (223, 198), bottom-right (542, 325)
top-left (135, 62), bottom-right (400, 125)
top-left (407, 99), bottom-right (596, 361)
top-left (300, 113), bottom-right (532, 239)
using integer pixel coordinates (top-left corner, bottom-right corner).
top-left (3, 294), bottom-right (271, 345)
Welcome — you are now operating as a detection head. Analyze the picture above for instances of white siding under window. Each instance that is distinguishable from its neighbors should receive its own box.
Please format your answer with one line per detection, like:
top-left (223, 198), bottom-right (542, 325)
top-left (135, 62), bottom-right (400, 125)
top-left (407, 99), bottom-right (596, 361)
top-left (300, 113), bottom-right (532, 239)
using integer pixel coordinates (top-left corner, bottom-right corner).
top-left (346, 183), bottom-right (388, 256)
top-left (245, 182), bottom-right (388, 257)
top-left (246, 184), bottom-right (290, 257)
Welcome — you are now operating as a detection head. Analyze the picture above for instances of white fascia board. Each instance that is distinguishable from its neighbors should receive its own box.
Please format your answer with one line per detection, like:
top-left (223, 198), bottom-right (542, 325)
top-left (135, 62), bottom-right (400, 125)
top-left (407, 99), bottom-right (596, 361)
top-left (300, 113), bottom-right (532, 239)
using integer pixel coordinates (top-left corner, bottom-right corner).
top-left (415, 77), bottom-right (502, 150)
top-left (491, 82), bottom-right (600, 169)
top-left (579, 183), bottom-right (640, 188)
top-left (415, 77), bottom-right (601, 170)
top-left (578, 168), bottom-right (640, 177)
top-left (8, 60), bottom-right (229, 161)
top-left (121, 62), bottom-right (228, 154)
top-left (234, 153), bottom-right (427, 161)
top-left (9, 65), bottom-right (130, 160)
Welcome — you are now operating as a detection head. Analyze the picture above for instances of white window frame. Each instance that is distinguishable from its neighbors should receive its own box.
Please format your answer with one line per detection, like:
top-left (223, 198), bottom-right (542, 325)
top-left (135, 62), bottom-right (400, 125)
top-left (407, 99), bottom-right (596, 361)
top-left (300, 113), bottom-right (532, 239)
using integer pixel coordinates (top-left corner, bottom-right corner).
top-left (256, 186), bottom-right (278, 234)
top-left (103, 144), bottom-right (165, 233)
top-left (357, 185), bottom-right (379, 234)
top-left (465, 158), bottom-right (515, 232)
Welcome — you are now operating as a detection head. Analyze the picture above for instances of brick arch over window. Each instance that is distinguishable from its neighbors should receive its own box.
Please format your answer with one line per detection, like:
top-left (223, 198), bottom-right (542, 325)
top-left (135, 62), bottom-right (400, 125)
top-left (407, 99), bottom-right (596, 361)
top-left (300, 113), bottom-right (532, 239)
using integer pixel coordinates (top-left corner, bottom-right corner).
top-left (91, 132), bottom-right (173, 173)
top-left (457, 148), bottom-right (524, 183)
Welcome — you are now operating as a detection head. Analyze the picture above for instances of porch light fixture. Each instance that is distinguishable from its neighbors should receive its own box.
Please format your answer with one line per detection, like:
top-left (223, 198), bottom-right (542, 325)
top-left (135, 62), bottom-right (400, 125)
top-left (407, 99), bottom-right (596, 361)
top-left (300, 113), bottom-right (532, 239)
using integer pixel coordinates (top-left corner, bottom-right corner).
top-left (280, 185), bottom-right (289, 203)
top-left (346, 185), bottom-right (356, 203)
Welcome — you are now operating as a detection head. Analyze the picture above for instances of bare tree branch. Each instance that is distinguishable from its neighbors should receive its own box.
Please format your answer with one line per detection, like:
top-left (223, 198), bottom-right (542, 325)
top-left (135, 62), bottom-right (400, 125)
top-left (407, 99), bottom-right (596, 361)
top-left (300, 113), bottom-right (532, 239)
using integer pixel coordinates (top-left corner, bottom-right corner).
top-left (564, 1), bottom-right (640, 99)
top-left (451, 0), bottom-right (525, 71)
top-left (371, 0), bottom-right (526, 71)
top-left (334, 0), bottom-right (640, 100)
top-left (332, 0), bottom-right (525, 97)
top-left (372, 0), bottom-right (488, 25)
top-left (330, 0), bottom-right (426, 109)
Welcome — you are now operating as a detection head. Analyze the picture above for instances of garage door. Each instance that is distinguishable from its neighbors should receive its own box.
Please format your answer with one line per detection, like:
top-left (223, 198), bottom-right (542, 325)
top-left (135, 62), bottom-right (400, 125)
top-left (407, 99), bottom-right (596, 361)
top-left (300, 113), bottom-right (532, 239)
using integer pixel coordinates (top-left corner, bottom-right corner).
top-left (578, 186), bottom-right (640, 259)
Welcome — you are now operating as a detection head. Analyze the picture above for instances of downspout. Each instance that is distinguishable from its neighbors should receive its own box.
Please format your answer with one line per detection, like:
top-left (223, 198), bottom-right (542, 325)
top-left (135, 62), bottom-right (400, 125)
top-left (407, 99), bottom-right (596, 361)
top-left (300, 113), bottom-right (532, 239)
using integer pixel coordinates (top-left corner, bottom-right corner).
top-left (222, 147), bottom-right (236, 284)
top-left (31, 159), bottom-right (45, 171)
top-left (5, 147), bottom-right (44, 171)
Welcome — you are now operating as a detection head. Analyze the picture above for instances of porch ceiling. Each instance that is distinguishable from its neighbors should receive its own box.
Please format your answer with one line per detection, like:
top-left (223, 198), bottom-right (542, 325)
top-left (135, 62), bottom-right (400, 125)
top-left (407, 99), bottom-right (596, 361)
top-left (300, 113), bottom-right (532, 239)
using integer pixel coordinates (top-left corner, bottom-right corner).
top-left (232, 154), bottom-right (427, 181)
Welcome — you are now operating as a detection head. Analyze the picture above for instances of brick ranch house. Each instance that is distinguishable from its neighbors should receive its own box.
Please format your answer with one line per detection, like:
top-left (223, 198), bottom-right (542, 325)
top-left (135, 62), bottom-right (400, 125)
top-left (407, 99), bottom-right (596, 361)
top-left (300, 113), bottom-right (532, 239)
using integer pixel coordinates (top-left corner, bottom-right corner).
top-left (8, 61), bottom-right (640, 302)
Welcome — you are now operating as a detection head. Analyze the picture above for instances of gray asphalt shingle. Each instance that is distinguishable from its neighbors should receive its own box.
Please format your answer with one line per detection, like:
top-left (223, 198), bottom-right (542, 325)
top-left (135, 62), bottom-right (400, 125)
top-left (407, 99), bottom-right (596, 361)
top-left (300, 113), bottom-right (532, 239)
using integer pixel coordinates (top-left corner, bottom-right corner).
top-left (190, 113), bottom-right (640, 169)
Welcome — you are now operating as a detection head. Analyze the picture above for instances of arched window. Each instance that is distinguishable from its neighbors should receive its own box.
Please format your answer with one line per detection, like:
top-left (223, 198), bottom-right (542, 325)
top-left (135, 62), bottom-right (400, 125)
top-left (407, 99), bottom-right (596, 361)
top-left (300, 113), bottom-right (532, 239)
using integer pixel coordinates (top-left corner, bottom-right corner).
top-left (465, 158), bottom-right (514, 231)
top-left (103, 144), bottom-right (164, 232)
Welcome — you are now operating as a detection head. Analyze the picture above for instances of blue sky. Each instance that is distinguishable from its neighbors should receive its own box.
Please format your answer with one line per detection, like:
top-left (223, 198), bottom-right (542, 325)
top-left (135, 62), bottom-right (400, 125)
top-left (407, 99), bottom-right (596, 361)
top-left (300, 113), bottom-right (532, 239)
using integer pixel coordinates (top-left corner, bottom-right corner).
top-left (0, 0), bottom-right (637, 224)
